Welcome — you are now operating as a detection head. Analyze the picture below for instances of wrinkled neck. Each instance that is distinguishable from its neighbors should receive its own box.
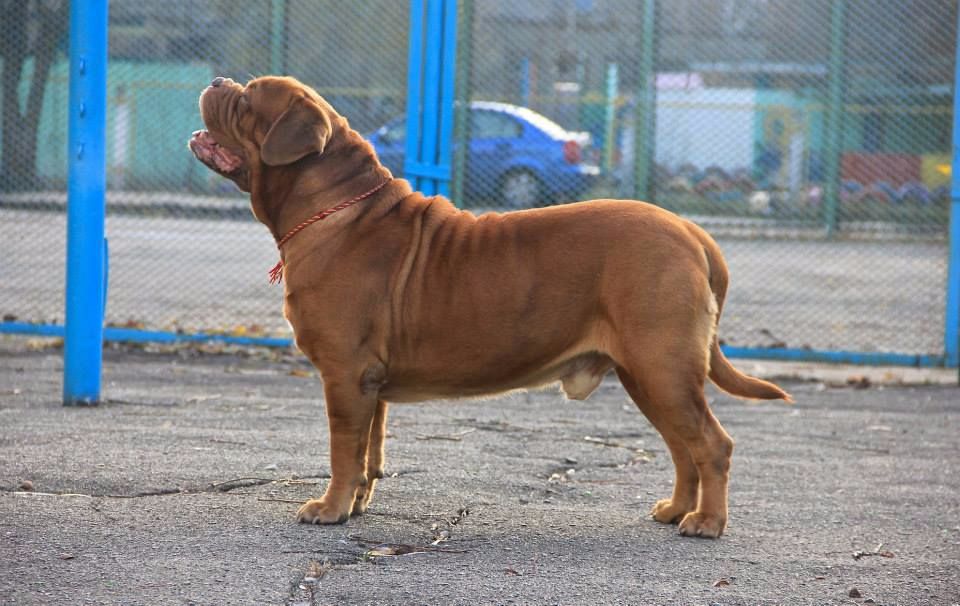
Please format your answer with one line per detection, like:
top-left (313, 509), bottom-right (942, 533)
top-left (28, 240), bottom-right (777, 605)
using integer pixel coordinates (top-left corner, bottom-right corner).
top-left (249, 125), bottom-right (393, 244)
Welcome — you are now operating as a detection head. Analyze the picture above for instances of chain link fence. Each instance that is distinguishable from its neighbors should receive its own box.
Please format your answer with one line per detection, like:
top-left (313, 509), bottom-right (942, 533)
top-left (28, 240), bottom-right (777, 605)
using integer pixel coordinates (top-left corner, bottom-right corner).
top-left (0, 0), bottom-right (956, 360)
top-left (1, 0), bottom-right (408, 338)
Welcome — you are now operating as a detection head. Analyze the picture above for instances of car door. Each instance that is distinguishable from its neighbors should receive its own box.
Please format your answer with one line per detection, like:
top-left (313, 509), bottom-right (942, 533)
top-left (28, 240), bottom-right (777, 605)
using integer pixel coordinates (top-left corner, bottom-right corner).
top-left (468, 109), bottom-right (523, 200)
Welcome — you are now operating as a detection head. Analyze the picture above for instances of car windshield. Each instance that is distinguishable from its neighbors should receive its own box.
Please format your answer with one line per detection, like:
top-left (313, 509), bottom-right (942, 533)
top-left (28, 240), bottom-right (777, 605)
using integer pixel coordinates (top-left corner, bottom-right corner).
top-left (378, 105), bottom-right (572, 141)
top-left (470, 102), bottom-right (572, 140)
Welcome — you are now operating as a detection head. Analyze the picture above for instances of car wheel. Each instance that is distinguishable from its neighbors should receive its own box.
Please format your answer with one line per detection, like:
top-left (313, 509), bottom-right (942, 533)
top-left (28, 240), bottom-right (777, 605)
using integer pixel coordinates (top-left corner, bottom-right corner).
top-left (500, 170), bottom-right (541, 209)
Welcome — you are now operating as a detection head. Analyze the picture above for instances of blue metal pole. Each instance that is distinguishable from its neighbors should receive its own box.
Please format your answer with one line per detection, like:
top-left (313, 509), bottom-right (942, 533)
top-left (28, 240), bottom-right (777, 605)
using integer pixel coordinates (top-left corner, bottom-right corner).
top-left (436, 0), bottom-right (458, 198)
top-left (418, 0), bottom-right (444, 196)
top-left (945, 6), bottom-right (960, 370)
top-left (63, 0), bottom-right (108, 405)
top-left (520, 57), bottom-right (531, 107)
top-left (404, 0), bottom-right (457, 197)
top-left (603, 62), bottom-right (618, 174)
top-left (405, 0), bottom-right (425, 192)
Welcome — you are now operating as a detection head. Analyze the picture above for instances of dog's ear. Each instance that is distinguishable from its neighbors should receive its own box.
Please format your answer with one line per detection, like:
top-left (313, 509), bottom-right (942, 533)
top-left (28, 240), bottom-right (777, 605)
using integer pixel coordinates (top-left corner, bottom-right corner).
top-left (260, 98), bottom-right (332, 166)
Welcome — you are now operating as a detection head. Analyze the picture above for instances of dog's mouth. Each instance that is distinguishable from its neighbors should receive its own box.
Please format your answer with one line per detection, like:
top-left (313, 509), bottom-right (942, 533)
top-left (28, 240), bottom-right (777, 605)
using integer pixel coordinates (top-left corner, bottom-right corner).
top-left (189, 130), bottom-right (245, 174)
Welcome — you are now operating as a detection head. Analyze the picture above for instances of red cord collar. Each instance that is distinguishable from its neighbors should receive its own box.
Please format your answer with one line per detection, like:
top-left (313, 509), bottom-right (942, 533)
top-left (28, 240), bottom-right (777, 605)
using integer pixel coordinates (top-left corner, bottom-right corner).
top-left (268, 179), bottom-right (391, 284)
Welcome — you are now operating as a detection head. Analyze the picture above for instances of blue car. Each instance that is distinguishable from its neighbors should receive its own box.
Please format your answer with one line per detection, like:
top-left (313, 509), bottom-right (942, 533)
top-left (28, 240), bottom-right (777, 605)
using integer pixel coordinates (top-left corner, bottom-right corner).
top-left (368, 102), bottom-right (600, 208)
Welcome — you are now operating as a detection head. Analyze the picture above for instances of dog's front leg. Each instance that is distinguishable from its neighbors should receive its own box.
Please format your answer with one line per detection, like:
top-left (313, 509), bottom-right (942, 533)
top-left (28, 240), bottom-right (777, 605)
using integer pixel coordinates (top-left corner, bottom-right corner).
top-left (297, 380), bottom-right (377, 525)
top-left (353, 399), bottom-right (388, 515)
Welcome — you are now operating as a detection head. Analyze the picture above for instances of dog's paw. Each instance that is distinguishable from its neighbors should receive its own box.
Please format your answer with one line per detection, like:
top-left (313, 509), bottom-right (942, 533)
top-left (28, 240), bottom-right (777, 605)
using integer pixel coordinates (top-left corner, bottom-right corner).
top-left (296, 498), bottom-right (350, 525)
top-left (351, 470), bottom-right (384, 516)
top-left (351, 488), bottom-right (370, 516)
top-left (650, 498), bottom-right (693, 524)
top-left (677, 511), bottom-right (726, 538)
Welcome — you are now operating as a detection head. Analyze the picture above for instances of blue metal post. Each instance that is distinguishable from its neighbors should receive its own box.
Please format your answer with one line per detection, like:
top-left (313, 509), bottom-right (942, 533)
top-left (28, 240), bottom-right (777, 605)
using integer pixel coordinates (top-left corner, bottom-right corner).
top-left (603, 63), bottom-right (618, 174)
top-left (436, 0), bottom-right (458, 197)
top-left (418, 0), bottom-right (444, 197)
top-left (405, 0), bottom-right (425, 192)
top-left (946, 7), bottom-right (960, 370)
top-left (520, 57), bottom-right (531, 107)
top-left (63, 1), bottom-right (108, 405)
top-left (404, 0), bottom-right (457, 196)
top-left (403, 0), bottom-right (426, 190)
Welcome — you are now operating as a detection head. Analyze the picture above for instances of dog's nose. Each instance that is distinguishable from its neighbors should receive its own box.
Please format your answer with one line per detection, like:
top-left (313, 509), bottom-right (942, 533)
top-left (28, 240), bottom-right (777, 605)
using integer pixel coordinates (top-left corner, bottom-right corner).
top-left (211, 76), bottom-right (225, 88)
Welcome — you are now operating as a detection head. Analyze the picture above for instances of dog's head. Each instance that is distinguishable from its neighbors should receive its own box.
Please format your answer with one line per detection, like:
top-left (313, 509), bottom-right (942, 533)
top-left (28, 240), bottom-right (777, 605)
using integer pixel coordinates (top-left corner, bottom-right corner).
top-left (188, 76), bottom-right (337, 192)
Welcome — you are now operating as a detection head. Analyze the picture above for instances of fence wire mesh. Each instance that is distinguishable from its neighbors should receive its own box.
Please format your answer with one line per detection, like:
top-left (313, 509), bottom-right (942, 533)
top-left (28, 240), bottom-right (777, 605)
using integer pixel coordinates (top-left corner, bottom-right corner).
top-left (458, 0), bottom-right (954, 355)
top-left (0, 0), bottom-right (955, 359)
top-left (1, 0), bottom-right (408, 338)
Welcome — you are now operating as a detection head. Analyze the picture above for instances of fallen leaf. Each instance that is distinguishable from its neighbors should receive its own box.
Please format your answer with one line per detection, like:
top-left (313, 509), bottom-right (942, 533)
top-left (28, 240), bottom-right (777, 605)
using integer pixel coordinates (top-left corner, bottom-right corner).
top-left (59, 553), bottom-right (75, 560)
top-left (289, 369), bottom-right (313, 378)
top-left (852, 544), bottom-right (895, 560)
top-left (366, 543), bottom-right (423, 557)
top-left (302, 559), bottom-right (332, 584)
top-left (712, 578), bottom-right (730, 588)
top-left (25, 338), bottom-right (62, 351)
top-left (846, 375), bottom-right (871, 389)
top-left (504, 568), bottom-right (521, 576)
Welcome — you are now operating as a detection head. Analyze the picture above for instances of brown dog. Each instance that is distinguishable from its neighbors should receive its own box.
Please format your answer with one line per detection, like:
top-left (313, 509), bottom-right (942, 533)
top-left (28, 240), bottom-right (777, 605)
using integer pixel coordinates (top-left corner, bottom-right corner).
top-left (189, 75), bottom-right (790, 538)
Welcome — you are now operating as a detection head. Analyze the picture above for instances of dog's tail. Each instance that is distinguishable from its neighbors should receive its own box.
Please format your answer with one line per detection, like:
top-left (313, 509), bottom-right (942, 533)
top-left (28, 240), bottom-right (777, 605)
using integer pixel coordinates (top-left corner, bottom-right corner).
top-left (708, 334), bottom-right (792, 402)
top-left (692, 224), bottom-right (793, 403)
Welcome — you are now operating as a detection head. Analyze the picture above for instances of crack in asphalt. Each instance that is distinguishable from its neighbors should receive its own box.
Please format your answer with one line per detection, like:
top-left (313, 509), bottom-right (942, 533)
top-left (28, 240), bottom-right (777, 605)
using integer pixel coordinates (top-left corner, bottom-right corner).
top-left (3, 473), bottom-right (333, 499)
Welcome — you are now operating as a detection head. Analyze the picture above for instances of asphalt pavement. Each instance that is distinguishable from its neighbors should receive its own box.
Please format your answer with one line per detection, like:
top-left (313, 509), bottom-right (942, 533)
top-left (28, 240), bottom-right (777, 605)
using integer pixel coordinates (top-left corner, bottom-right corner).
top-left (1, 336), bottom-right (958, 605)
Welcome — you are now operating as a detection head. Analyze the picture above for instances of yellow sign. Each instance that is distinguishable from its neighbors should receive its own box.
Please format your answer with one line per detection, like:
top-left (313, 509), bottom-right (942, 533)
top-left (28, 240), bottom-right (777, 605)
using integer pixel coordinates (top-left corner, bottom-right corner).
top-left (921, 154), bottom-right (950, 189)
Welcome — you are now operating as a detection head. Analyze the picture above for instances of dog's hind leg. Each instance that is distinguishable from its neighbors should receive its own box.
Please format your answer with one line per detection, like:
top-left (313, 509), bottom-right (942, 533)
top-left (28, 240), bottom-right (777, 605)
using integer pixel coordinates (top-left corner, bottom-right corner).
top-left (612, 290), bottom-right (733, 537)
top-left (621, 360), bottom-right (734, 538)
top-left (616, 368), bottom-right (699, 525)
top-left (297, 379), bottom-right (378, 525)
top-left (353, 399), bottom-right (388, 515)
